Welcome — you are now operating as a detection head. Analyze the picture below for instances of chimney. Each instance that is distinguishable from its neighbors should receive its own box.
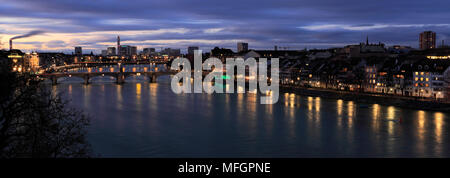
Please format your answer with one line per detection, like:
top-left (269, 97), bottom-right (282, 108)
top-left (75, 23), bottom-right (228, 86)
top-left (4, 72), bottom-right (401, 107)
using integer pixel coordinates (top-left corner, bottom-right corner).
top-left (9, 39), bottom-right (12, 51)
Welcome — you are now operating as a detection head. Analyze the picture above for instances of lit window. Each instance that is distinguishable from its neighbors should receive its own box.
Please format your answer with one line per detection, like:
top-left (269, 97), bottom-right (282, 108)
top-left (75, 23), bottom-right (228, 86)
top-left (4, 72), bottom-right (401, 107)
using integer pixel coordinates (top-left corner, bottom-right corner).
top-left (415, 77), bottom-right (418, 81)
top-left (415, 72), bottom-right (419, 75)
top-left (426, 78), bottom-right (429, 82)
top-left (421, 72), bottom-right (424, 75)
top-left (420, 77), bottom-right (423, 81)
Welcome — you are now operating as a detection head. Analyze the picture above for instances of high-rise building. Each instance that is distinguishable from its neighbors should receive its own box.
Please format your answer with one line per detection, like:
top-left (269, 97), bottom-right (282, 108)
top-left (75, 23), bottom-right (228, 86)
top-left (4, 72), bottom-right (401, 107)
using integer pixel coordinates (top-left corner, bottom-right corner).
top-left (188, 46), bottom-right (199, 55)
top-left (237, 42), bottom-right (248, 53)
top-left (420, 31), bottom-right (436, 50)
top-left (130, 46), bottom-right (137, 56)
top-left (117, 36), bottom-right (120, 55)
top-left (107, 47), bottom-right (116, 56)
top-left (75, 47), bottom-right (82, 56)
top-left (118, 45), bottom-right (137, 56)
top-left (143, 48), bottom-right (155, 55)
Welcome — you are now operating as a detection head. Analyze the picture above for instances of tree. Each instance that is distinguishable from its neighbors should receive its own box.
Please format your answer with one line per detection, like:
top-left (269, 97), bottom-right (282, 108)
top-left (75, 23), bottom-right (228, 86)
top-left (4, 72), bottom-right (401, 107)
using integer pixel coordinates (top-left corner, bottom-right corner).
top-left (0, 59), bottom-right (92, 158)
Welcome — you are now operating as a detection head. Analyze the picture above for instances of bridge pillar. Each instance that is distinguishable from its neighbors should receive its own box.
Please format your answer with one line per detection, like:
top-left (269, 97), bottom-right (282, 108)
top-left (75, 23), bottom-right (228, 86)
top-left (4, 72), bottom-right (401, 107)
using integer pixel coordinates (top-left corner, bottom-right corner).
top-left (150, 74), bottom-right (157, 83)
top-left (84, 75), bottom-right (90, 85)
top-left (51, 76), bottom-right (58, 85)
top-left (116, 74), bottom-right (125, 84)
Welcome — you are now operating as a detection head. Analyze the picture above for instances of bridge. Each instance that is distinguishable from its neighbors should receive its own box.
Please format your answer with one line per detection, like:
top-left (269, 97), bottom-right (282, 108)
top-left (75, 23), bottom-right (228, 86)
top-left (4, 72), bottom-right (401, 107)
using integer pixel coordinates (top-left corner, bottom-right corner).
top-left (38, 70), bottom-right (212, 85)
top-left (74, 61), bottom-right (169, 66)
top-left (46, 61), bottom-right (170, 72)
top-left (38, 71), bottom-right (178, 85)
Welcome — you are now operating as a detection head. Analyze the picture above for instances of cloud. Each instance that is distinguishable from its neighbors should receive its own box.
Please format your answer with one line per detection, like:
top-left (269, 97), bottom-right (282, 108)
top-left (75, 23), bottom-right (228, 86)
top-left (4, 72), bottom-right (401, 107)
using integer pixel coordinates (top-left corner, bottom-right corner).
top-left (1, 0), bottom-right (450, 52)
top-left (300, 24), bottom-right (450, 31)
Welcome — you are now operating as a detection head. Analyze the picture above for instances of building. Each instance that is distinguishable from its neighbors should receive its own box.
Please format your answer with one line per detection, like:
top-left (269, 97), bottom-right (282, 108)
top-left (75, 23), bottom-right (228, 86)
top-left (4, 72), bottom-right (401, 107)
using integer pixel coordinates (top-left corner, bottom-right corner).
top-left (210, 47), bottom-right (235, 61)
top-left (118, 45), bottom-right (137, 56)
top-left (237, 42), bottom-right (248, 53)
top-left (364, 65), bottom-right (378, 93)
top-left (143, 48), bottom-right (155, 55)
top-left (161, 48), bottom-right (181, 57)
top-left (117, 36), bottom-right (120, 55)
top-left (101, 50), bottom-right (107, 56)
top-left (412, 60), bottom-right (450, 99)
top-left (420, 31), bottom-right (436, 50)
top-left (444, 67), bottom-right (450, 100)
top-left (75, 47), bottom-right (82, 56)
top-left (107, 47), bottom-right (116, 56)
top-left (130, 46), bottom-right (137, 56)
top-left (188, 46), bottom-right (199, 55)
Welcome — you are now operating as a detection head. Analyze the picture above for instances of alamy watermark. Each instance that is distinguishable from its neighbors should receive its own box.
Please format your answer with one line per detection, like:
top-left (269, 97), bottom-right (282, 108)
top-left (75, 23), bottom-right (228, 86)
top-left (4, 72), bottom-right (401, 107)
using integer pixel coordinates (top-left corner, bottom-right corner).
top-left (170, 50), bottom-right (279, 104)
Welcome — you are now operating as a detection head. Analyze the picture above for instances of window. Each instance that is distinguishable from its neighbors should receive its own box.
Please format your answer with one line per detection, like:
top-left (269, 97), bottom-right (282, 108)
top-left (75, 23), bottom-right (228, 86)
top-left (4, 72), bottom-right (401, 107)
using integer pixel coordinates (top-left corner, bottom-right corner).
top-left (415, 72), bottom-right (419, 75)
top-left (426, 78), bottom-right (429, 82)
top-left (415, 77), bottom-right (418, 81)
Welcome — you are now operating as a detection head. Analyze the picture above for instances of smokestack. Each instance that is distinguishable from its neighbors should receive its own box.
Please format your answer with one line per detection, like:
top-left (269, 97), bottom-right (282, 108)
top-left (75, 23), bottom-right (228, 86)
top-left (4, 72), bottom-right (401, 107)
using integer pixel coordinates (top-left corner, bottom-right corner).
top-left (9, 30), bottom-right (45, 51)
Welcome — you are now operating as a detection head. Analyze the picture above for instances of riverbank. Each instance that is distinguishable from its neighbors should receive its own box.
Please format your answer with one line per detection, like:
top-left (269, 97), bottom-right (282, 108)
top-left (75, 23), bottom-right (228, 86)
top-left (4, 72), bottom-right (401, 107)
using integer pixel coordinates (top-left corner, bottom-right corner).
top-left (280, 85), bottom-right (450, 113)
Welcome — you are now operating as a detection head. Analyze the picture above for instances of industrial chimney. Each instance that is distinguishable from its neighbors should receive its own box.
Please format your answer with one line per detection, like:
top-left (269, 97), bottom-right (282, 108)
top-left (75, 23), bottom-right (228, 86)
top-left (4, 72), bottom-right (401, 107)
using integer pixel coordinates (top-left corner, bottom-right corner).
top-left (9, 39), bottom-right (12, 51)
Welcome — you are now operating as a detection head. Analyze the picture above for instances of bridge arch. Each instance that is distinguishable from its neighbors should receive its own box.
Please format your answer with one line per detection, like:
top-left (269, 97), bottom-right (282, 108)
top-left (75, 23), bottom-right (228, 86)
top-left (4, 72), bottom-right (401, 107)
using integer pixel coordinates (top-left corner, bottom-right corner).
top-left (89, 74), bottom-right (117, 83)
top-left (123, 73), bottom-right (154, 83)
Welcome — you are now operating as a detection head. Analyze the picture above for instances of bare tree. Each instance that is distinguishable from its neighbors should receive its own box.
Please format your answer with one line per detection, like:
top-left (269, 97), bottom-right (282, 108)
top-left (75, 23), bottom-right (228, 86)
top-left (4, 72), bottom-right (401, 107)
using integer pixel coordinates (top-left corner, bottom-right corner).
top-left (0, 60), bottom-right (92, 158)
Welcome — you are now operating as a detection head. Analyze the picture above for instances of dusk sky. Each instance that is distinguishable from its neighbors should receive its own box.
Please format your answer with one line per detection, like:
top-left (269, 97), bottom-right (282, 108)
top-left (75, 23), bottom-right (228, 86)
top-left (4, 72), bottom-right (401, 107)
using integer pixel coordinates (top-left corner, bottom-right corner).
top-left (0, 0), bottom-right (449, 54)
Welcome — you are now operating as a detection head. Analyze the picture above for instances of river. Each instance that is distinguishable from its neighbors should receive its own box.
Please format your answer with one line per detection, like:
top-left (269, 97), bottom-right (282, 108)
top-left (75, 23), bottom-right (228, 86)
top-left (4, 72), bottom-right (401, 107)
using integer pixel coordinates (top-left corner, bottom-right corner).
top-left (50, 65), bottom-right (450, 157)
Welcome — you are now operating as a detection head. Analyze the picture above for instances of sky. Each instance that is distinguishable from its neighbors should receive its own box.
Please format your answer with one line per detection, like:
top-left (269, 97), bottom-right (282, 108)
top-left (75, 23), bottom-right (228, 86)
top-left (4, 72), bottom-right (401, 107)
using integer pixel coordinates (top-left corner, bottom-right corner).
top-left (0, 0), bottom-right (449, 54)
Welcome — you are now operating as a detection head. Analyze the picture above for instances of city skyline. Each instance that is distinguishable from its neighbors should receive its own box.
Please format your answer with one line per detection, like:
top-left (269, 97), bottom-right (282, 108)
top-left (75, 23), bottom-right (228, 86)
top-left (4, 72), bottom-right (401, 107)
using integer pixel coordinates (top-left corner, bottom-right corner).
top-left (1, 0), bottom-right (450, 53)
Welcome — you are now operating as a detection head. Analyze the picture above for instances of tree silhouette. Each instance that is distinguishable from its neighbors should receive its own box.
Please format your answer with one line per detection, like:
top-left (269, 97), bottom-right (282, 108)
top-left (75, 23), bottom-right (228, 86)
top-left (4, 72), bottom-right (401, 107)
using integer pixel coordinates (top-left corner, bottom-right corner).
top-left (0, 59), bottom-right (92, 158)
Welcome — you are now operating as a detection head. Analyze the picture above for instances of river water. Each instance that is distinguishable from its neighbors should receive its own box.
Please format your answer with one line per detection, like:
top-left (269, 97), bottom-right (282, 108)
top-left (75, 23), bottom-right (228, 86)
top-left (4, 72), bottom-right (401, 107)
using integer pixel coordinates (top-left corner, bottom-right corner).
top-left (51, 66), bottom-right (450, 157)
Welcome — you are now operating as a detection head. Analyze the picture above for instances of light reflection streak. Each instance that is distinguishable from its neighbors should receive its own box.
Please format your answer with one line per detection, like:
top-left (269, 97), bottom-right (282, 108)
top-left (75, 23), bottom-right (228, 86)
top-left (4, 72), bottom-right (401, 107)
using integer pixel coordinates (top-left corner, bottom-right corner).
top-left (434, 112), bottom-right (443, 145)
top-left (387, 106), bottom-right (396, 136)
top-left (347, 101), bottom-right (354, 128)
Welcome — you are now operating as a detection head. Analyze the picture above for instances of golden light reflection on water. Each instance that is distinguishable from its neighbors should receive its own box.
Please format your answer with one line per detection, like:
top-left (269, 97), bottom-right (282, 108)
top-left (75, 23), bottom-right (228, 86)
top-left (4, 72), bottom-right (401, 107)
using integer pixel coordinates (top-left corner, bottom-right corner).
top-left (387, 106), bottom-right (396, 136)
top-left (307, 97), bottom-right (313, 111)
top-left (434, 112), bottom-right (443, 144)
top-left (246, 93), bottom-right (257, 116)
top-left (337, 99), bottom-right (343, 116)
top-left (68, 84), bottom-right (72, 96)
top-left (337, 99), bottom-right (343, 128)
top-left (136, 83), bottom-right (142, 109)
top-left (372, 104), bottom-right (380, 119)
top-left (314, 97), bottom-right (321, 125)
top-left (372, 104), bottom-right (380, 131)
top-left (315, 97), bottom-right (321, 112)
top-left (149, 83), bottom-right (158, 112)
top-left (347, 101), bottom-right (354, 130)
top-left (347, 101), bottom-right (354, 117)
top-left (116, 85), bottom-right (123, 110)
top-left (417, 110), bottom-right (426, 148)
top-left (289, 93), bottom-right (296, 108)
top-left (237, 93), bottom-right (244, 116)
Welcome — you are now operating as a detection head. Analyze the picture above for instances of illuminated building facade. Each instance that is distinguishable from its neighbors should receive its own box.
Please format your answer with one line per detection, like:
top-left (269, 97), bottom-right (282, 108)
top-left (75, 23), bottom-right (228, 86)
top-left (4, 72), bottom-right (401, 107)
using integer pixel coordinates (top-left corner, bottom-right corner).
top-left (412, 61), bottom-right (449, 99)
top-left (420, 31), bottom-right (436, 50)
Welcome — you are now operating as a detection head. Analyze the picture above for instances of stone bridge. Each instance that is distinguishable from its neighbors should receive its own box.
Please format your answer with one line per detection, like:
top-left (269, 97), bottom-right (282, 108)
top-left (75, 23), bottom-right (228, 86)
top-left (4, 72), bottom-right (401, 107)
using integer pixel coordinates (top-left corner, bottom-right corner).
top-left (38, 71), bottom-right (178, 85)
top-left (38, 70), bottom-right (212, 85)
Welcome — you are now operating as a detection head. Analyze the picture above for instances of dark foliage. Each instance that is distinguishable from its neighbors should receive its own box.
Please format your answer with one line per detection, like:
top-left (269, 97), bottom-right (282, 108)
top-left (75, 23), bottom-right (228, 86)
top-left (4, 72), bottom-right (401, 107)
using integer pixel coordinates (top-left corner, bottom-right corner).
top-left (0, 60), bottom-right (92, 158)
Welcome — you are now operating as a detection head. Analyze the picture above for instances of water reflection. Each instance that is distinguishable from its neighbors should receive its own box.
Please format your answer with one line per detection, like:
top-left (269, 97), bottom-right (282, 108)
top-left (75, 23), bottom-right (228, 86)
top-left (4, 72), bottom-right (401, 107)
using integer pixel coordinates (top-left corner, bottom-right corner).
top-left (434, 112), bottom-right (444, 145)
top-left (54, 82), bottom-right (450, 157)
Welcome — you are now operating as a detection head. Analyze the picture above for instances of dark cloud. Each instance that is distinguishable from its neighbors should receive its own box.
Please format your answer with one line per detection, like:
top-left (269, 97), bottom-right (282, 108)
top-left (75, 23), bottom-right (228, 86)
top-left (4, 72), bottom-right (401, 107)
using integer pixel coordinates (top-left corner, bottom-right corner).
top-left (1, 0), bottom-right (449, 52)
